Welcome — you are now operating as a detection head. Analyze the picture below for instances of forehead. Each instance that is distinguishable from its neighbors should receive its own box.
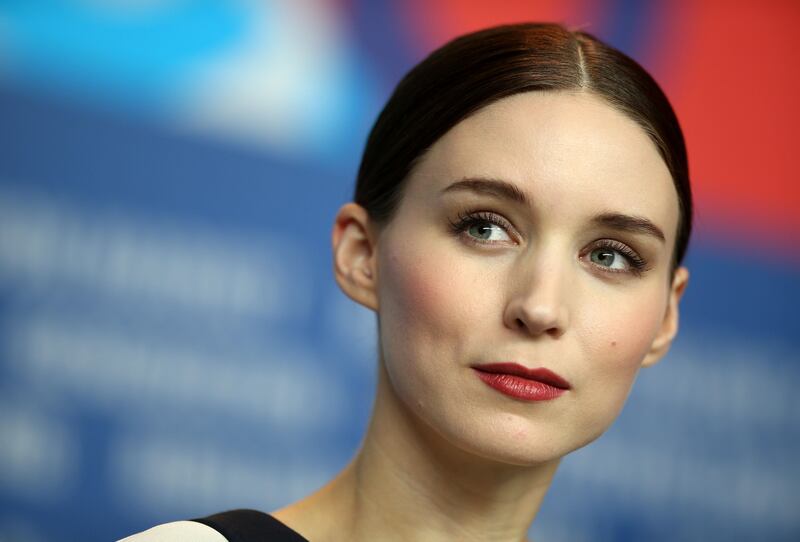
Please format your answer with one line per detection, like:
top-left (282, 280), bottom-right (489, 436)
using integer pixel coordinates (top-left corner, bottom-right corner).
top-left (406, 91), bottom-right (679, 240)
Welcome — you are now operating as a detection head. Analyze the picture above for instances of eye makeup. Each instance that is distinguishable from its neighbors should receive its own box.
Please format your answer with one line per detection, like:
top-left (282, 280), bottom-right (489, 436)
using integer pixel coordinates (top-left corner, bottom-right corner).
top-left (580, 239), bottom-right (651, 276)
top-left (447, 209), bottom-right (520, 246)
top-left (446, 207), bottom-right (653, 277)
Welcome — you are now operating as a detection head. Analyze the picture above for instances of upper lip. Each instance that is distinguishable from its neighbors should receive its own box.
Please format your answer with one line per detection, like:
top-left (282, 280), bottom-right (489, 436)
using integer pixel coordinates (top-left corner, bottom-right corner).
top-left (471, 362), bottom-right (572, 390)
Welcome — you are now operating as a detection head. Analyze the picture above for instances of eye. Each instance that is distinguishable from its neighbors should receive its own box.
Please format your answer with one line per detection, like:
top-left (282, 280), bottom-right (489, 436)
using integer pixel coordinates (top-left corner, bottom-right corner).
top-left (584, 240), bottom-right (649, 276)
top-left (448, 210), bottom-right (516, 245)
top-left (467, 221), bottom-right (510, 242)
top-left (590, 247), bottom-right (627, 270)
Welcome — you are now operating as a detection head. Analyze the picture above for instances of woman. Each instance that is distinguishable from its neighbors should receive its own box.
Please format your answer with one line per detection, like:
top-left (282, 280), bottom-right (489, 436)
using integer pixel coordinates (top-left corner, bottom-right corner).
top-left (123, 22), bottom-right (691, 542)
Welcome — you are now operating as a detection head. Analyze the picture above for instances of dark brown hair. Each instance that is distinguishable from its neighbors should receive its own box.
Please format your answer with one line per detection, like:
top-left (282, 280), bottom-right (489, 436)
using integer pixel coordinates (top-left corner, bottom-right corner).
top-left (354, 22), bottom-right (692, 268)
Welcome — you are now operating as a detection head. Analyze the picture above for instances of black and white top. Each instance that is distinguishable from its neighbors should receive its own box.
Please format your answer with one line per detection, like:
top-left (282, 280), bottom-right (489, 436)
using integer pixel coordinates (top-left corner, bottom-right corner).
top-left (120, 509), bottom-right (309, 542)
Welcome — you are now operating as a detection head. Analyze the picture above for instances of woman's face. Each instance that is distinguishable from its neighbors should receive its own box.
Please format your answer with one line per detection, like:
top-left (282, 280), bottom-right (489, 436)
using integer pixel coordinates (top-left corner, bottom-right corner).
top-left (371, 91), bottom-right (685, 465)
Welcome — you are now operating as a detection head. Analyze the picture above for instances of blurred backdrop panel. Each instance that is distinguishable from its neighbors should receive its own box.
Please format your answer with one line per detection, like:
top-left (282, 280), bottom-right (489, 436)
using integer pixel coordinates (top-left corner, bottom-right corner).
top-left (0, 1), bottom-right (797, 541)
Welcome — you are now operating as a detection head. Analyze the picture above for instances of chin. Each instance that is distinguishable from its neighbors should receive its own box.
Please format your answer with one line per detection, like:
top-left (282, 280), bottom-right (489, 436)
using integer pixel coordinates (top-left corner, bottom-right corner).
top-left (430, 408), bottom-right (598, 468)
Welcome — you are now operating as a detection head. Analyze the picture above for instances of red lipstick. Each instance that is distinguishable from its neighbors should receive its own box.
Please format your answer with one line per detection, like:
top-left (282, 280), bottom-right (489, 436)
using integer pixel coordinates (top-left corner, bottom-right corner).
top-left (472, 362), bottom-right (571, 402)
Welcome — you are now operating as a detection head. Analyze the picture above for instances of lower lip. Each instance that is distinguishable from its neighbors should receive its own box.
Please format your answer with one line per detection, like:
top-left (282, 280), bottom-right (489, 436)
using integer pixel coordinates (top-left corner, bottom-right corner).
top-left (473, 370), bottom-right (567, 401)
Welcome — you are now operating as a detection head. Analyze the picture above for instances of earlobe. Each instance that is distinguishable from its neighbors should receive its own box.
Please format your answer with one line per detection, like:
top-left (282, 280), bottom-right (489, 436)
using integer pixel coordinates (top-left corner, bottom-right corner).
top-left (331, 202), bottom-right (380, 311)
top-left (642, 266), bottom-right (689, 367)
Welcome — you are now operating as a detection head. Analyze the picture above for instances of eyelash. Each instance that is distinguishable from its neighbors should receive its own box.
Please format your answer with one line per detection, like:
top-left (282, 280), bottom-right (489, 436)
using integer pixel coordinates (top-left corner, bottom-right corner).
top-left (447, 209), bottom-right (650, 276)
top-left (447, 210), bottom-right (518, 244)
top-left (586, 239), bottom-right (650, 276)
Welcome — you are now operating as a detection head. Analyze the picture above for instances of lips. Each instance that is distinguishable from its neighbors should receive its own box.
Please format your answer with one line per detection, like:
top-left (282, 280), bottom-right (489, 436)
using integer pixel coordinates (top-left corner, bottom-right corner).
top-left (472, 362), bottom-right (571, 402)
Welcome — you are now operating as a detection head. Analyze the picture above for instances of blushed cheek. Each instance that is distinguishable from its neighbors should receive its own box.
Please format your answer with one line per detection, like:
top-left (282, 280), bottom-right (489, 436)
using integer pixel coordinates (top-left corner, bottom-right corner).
top-left (581, 292), bottom-right (667, 423)
top-left (609, 314), bottom-right (661, 369)
top-left (376, 239), bottom-right (470, 418)
top-left (376, 236), bottom-right (472, 378)
top-left (381, 248), bottom-right (453, 329)
top-left (590, 288), bottom-right (665, 368)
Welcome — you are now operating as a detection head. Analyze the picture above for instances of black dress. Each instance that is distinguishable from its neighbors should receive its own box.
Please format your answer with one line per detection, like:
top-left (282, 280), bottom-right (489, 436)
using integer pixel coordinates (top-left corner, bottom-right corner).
top-left (193, 509), bottom-right (310, 542)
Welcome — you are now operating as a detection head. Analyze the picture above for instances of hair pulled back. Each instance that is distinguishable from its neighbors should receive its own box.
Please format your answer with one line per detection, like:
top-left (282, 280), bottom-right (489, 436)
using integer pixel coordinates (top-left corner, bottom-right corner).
top-left (354, 23), bottom-right (692, 267)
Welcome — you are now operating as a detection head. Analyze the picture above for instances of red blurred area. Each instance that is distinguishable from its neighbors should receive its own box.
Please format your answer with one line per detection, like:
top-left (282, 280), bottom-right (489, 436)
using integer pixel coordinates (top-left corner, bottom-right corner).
top-left (404, 0), bottom-right (606, 49)
top-left (653, 0), bottom-right (800, 250)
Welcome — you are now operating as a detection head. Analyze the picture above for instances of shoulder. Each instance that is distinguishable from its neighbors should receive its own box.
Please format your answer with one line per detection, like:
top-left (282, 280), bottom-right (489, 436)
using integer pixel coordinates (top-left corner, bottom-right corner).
top-left (118, 520), bottom-right (227, 541)
top-left (118, 510), bottom-right (309, 542)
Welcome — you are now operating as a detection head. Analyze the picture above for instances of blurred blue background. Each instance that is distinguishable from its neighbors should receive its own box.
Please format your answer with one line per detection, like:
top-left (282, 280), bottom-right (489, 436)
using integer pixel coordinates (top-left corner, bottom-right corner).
top-left (0, 1), bottom-right (797, 541)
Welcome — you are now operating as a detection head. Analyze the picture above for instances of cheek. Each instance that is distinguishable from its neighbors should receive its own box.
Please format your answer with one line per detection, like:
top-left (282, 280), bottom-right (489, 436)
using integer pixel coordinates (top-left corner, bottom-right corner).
top-left (579, 279), bottom-right (668, 367)
top-left (377, 225), bottom-right (502, 343)
top-left (375, 232), bottom-right (499, 410)
top-left (376, 236), bottom-right (461, 372)
top-left (599, 303), bottom-right (663, 365)
top-left (573, 284), bottom-right (668, 435)
top-left (375, 240), bottom-right (454, 414)
top-left (379, 245), bottom-right (455, 335)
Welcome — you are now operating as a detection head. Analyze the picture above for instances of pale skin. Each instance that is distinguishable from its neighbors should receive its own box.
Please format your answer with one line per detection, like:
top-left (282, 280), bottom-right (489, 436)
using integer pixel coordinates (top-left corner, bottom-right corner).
top-left (273, 90), bottom-right (689, 542)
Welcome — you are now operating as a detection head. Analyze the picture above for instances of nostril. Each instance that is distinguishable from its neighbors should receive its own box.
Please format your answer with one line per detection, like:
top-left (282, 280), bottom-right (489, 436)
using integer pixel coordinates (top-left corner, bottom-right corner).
top-left (505, 301), bottom-right (568, 338)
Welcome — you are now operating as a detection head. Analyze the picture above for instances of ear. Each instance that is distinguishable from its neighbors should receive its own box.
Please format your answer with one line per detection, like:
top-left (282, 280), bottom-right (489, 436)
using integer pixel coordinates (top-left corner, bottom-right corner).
top-left (331, 202), bottom-right (380, 311)
top-left (642, 266), bottom-right (689, 367)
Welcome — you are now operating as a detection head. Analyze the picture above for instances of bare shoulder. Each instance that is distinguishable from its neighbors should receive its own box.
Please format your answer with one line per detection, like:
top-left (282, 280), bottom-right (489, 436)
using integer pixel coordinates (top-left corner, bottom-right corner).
top-left (118, 520), bottom-right (227, 542)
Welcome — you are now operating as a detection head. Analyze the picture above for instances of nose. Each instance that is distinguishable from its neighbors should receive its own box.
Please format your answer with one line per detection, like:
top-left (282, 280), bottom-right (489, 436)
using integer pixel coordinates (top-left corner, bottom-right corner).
top-left (503, 254), bottom-right (570, 339)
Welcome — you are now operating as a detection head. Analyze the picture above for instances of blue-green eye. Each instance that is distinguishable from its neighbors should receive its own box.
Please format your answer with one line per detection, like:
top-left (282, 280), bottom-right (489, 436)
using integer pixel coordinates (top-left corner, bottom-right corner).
top-left (590, 247), bottom-right (626, 270)
top-left (467, 222), bottom-right (510, 241)
top-left (449, 211), bottom-right (516, 244)
top-left (586, 241), bottom-right (649, 275)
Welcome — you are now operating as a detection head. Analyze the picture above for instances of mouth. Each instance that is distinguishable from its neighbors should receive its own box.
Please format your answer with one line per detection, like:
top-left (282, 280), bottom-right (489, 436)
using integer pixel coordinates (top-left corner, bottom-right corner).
top-left (471, 362), bottom-right (571, 402)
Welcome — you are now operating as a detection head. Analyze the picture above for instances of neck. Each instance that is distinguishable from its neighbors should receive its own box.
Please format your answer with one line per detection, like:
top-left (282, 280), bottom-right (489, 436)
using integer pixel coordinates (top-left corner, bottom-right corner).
top-left (275, 363), bottom-right (559, 542)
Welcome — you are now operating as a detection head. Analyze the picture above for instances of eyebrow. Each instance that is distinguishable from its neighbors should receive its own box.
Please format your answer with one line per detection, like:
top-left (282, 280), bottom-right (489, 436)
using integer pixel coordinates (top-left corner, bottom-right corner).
top-left (591, 212), bottom-right (666, 243)
top-left (441, 177), bottom-right (666, 243)
top-left (441, 177), bottom-right (529, 206)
